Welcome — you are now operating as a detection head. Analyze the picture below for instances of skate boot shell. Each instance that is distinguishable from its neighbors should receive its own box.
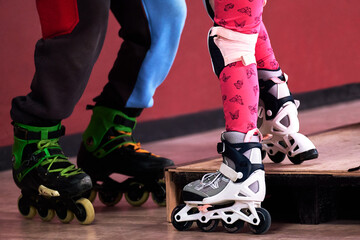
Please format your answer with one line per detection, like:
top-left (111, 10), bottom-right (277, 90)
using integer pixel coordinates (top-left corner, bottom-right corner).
top-left (77, 106), bottom-right (174, 207)
top-left (171, 130), bottom-right (271, 234)
top-left (257, 72), bottom-right (318, 164)
top-left (12, 122), bottom-right (95, 224)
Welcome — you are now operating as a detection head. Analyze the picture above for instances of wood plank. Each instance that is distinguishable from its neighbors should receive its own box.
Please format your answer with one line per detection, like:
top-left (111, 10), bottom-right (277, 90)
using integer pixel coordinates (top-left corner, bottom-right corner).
top-left (168, 124), bottom-right (360, 176)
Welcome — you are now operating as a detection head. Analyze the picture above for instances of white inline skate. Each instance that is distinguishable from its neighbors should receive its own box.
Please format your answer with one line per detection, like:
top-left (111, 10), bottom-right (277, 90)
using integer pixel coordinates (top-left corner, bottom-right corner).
top-left (171, 130), bottom-right (271, 234)
top-left (257, 70), bottom-right (318, 164)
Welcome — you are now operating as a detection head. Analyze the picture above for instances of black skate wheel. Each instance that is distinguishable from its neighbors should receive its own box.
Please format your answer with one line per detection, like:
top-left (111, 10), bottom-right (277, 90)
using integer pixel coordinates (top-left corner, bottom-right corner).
top-left (288, 148), bottom-right (318, 165)
top-left (151, 180), bottom-right (166, 207)
top-left (197, 219), bottom-right (219, 232)
top-left (268, 151), bottom-right (286, 163)
top-left (248, 208), bottom-right (271, 234)
top-left (98, 190), bottom-right (123, 207)
top-left (222, 219), bottom-right (244, 233)
top-left (56, 208), bottom-right (75, 224)
top-left (17, 195), bottom-right (36, 219)
top-left (38, 208), bottom-right (55, 222)
top-left (74, 198), bottom-right (95, 225)
top-left (125, 182), bottom-right (149, 207)
top-left (261, 150), bottom-right (267, 160)
top-left (171, 204), bottom-right (193, 231)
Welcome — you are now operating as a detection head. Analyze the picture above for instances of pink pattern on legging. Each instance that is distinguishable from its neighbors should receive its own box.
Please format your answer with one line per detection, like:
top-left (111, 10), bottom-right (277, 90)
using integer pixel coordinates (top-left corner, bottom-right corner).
top-left (256, 22), bottom-right (279, 70)
top-left (213, 0), bottom-right (278, 133)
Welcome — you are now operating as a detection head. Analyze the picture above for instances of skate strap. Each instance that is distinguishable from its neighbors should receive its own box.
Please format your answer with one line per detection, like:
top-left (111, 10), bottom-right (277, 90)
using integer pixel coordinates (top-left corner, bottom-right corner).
top-left (259, 79), bottom-right (295, 120)
top-left (97, 135), bottom-right (134, 154)
top-left (114, 115), bottom-right (136, 129)
top-left (219, 163), bottom-right (243, 182)
top-left (218, 140), bottom-right (263, 182)
top-left (217, 141), bottom-right (261, 155)
top-left (14, 125), bottom-right (65, 140)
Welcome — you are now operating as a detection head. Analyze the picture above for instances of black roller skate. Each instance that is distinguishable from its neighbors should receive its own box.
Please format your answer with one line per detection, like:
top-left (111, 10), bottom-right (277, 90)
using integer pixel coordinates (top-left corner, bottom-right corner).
top-left (77, 106), bottom-right (174, 207)
top-left (12, 122), bottom-right (95, 224)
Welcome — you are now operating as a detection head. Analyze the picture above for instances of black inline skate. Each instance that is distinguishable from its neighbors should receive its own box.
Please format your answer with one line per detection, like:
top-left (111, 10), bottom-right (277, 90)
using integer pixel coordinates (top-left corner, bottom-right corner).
top-left (77, 106), bottom-right (174, 207)
top-left (12, 122), bottom-right (95, 224)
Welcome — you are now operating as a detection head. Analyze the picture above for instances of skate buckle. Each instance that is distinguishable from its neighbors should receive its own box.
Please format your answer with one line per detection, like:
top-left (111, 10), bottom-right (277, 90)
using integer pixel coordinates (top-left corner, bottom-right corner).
top-left (198, 204), bottom-right (212, 213)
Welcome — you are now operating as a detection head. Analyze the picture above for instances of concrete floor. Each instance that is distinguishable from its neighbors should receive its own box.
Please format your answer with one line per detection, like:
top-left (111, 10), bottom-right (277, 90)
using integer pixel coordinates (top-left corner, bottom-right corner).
top-left (0, 100), bottom-right (359, 239)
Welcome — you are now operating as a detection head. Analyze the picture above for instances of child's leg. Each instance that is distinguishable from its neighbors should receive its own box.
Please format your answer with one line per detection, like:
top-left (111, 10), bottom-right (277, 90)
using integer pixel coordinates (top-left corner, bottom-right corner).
top-left (255, 21), bottom-right (280, 71)
top-left (212, 0), bottom-right (264, 133)
top-left (172, 1), bottom-right (271, 234)
top-left (255, 21), bottom-right (318, 164)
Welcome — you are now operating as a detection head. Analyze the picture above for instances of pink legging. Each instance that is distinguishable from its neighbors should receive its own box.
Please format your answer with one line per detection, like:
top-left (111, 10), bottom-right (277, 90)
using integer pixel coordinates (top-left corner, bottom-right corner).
top-left (214, 0), bottom-right (279, 133)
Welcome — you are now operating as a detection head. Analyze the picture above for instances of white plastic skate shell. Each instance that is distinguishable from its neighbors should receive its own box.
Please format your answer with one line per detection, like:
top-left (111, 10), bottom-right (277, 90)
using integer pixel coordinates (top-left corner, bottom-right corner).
top-left (174, 170), bottom-right (265, 225)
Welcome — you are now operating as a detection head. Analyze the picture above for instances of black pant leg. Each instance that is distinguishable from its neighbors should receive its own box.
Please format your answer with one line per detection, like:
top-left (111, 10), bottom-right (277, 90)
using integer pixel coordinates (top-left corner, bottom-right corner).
top-left (11, 0), bottom-right (110, 126)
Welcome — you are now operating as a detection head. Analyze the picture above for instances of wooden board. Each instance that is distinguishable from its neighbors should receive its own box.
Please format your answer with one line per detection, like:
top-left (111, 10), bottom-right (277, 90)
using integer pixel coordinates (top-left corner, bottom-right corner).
top-left (168, 123), bottom-right (360, 176)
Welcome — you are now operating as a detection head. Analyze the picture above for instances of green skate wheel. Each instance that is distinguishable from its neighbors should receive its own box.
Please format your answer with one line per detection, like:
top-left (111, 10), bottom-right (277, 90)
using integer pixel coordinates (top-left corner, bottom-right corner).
top-left (248, 208), bottom-right (271, 234)
top-left (38, 208), bottom-right (55, 222)
top-left (151, 180), bottom-right (166, 207)
top-left (197, 219), bottom-right (219, 232)
top-left (124, 182), bottom-right (149, 207)
top-left (171, 204), bottom-right (193, 231)
top-left (222, 219), bottom-right (244, 233)
top-left (98, 190), bottom-right (123, 207)
top-left (75, 198), bottom-right (95, 225)
top-left (56, 208), bottom-right (75, 224)
top-left (17, 195), bottom-right (36, 219)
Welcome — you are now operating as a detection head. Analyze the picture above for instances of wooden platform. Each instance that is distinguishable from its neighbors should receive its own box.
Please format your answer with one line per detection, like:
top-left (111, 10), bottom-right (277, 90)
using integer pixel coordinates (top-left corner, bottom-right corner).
top-left (165, 124), bottom-right (360, 224)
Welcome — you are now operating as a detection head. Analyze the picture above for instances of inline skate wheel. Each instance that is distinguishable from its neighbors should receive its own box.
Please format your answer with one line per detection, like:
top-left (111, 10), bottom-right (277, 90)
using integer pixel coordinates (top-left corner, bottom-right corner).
top-left (56, 208), bottom-right (75, 224)
top-left (248, 208), bottom-right (271, 234)
top-left (124, 181), bottom-right (149, 207)
top-left (197, 219), bottom-right (219, 232)
top-left (74, 198), bottom-right (95, 225)
top-left (222, 219), bottom-right (244, 233)
top-left (261, 150), bottom-right (267, 160)
top-left (288, 149), bottom-right (318, 165)
top-left (17, 195), bottom-right (36, 219)
top-left (83, 189), bottom-right (97, 203)
top-left (38, 207), bottom-right (55, 222)
top-left (98, 190), bottom-right (123, 207)
top-left (268, 151), bottom-right (286, 163)
top-left (151, 180), bottom-right (166, 206)
top-left (171, 204), bottom-right (193, 231)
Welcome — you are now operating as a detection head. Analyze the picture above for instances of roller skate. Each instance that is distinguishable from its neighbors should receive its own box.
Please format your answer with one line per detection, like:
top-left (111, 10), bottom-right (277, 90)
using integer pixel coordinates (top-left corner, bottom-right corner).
top-left (257, 70), bottom-right (318, 164)
top-left (171, 130), bottom-right (271, 234)
top-left (12, 122), bottom-right (95, 224)
top-left (77, 106), bottom-right (174, 207)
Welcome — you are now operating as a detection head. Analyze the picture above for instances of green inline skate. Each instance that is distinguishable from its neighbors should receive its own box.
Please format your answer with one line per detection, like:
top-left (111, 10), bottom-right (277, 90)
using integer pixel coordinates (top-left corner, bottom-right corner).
top-left (77, 106), bottom-right (174, 207)
top-left (12, 122), bottom-right (95, 224)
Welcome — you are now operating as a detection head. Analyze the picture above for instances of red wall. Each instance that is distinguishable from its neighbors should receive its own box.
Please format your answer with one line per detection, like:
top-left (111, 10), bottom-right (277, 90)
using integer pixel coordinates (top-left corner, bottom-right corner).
top-left (1, 0), bottom-right (359, 147)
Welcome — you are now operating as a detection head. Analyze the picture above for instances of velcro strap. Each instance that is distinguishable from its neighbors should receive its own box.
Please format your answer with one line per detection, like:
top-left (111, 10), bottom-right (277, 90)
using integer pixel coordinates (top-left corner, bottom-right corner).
top-left (102, 135), bottom-right (134, 152)
top-left (219, 163), bottom-right (243, 182)
top-left (14, 126), bottom-right (65, 140)
top-left (114, 115), bottom-right (136, 129)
